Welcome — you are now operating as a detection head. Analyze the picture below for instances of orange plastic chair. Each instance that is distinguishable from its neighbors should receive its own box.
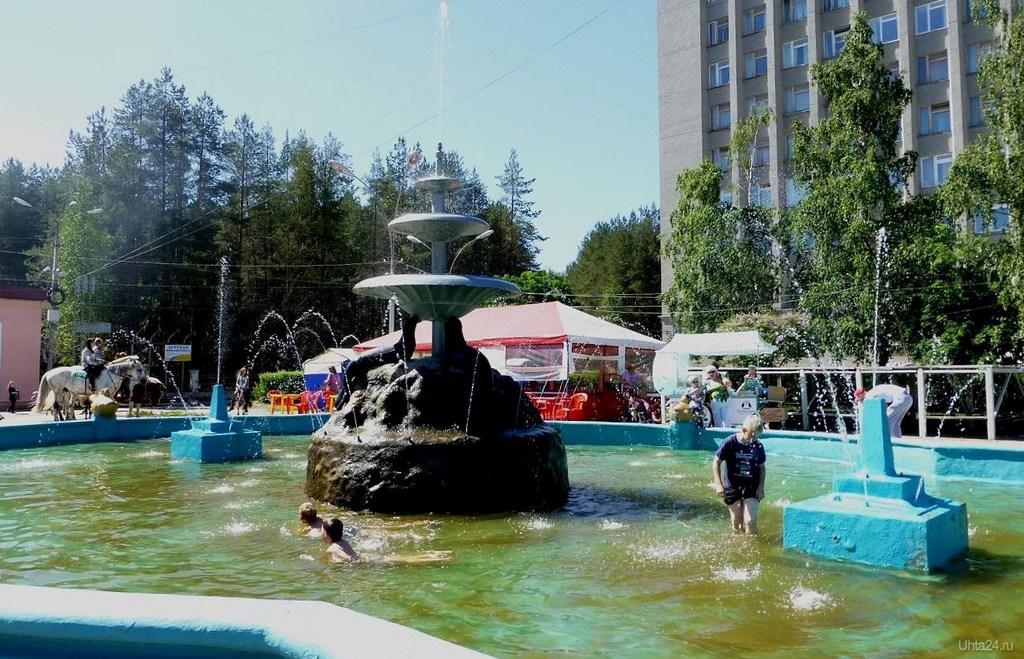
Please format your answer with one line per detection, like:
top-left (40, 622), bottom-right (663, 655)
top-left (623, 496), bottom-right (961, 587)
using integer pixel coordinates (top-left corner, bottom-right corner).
top-left (285, 393), bottom-right (303, 414)
top-left (268, 390), bottom-right (285, 414)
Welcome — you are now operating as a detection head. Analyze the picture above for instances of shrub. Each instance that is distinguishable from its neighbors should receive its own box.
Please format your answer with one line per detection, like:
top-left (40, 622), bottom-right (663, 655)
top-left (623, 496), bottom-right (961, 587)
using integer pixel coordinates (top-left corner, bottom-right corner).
top-left (253, 370), bottom-right (305, 402)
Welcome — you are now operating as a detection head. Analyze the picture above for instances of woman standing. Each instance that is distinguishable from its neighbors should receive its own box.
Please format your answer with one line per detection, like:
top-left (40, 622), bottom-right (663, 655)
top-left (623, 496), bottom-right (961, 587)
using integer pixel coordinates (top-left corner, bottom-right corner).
top-left (233, 367), bottom-right (251, 414)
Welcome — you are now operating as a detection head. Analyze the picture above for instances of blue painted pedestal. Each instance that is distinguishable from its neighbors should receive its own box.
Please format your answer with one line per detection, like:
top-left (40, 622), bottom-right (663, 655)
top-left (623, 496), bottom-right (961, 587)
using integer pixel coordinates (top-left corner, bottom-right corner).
top-left (170, 385), bottom-right (262, 463)
top-left (783, 398), bottom-right (968, 571)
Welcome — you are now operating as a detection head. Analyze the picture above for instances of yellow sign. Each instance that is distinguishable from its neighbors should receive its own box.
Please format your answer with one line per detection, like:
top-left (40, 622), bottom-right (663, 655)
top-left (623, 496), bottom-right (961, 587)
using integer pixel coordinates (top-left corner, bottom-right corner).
top-left (165, 344), bottom-right (192, 362)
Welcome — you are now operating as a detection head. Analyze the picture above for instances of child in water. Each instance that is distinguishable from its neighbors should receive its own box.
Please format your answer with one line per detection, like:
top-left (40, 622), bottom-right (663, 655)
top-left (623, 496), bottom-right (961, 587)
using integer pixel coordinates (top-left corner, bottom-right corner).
top-left (298, 502), bottom-right (324, 536)
top-left (322, 517), bottom-right (358, 563)
top-left (712, 414), bottom-right (766, 534)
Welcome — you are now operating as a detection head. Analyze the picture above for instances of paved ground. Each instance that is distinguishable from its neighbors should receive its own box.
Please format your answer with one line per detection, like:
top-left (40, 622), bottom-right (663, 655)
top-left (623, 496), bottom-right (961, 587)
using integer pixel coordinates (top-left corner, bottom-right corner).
top-left (0, 402), bottom-right (274, 426)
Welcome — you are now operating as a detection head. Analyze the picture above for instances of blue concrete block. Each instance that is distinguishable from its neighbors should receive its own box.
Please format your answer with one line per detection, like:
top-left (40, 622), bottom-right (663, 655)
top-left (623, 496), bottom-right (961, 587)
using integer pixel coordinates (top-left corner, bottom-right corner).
top-left (783, 493), bottom-right (968, 571)
top-left (170, 429), bottom-right (262, 463)
top-left (833, 473), bottom-right (923, 501)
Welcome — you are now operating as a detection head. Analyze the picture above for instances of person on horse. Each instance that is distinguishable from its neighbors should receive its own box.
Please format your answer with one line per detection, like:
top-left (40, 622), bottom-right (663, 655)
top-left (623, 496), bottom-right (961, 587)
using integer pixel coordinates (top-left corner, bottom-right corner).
top-left (81, 337), bottom-right (106, 392)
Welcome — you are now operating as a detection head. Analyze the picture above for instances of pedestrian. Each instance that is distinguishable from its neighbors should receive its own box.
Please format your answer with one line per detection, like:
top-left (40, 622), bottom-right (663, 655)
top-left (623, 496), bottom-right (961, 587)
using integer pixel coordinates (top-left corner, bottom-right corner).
top-left (6, 381), bottom-right (17, 414)
top-left (712, 414), bottom-right (766, 534)
top-left (232, 367), bottom-right (251, 414)
top-left (854, 384), bottom-right (913, 439)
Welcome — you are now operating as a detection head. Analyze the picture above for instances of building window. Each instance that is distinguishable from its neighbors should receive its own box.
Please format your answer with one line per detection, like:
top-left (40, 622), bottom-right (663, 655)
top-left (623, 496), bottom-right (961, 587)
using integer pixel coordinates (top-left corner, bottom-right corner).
top-left (786, 134), bottom-right (795, 160)
top-left (710, 102), bottom-right (731, 130)
top-left (744, 6), bottom-right (767, 35)
top-left (709, 59), bottom-right (730, 88)
top-left (917, 52), bottom-right (949, 84)
top-left (752, 183), bottom-right (772, 206)
top-left (870, 13), bottom-right (899, 44)
top-left (969, 96), bottom-right (985, 126)
top-left (967, 41), bottom-right (994, 74)
top-left (784, 38), bottom-right (809, 68)
top-left (965, 0), bottom-right (990, 22)
top-left (973, 205), bottom-right (1012, 234)
top-left (916, 0), bottom-right (947, 35)
top-left (823, 0), bottom-right (850, 11)
top-left (920, 103), bottom-right (951, 135)
top-left (783, 0), bottom-right (808, 22)
top-left (720, 190), bottom-right (733, 205)
top-left (786, 84), bottom-right (811, 114)
top-left (823, 28), bottom-right (848, 59)
top-left (786, 179), bottom-right (808, 206)
top-left (752, 143), bottom-right (771, 167)
top-left (711, 147), bottom-right (731, 171)
top-left (921, 153), bottom-right (952, 188)
top-left (709, 18), bottom-right (729, 46)
top-left (745, 49), bottom-right (768, 78)
top-left (747, 93), bottom-right (769, 115)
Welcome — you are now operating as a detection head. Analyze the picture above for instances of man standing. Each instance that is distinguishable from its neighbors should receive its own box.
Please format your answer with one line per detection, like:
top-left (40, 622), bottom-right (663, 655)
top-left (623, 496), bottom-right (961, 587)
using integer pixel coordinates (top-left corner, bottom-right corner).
top-left (855, 384), bottom-right (913, 439)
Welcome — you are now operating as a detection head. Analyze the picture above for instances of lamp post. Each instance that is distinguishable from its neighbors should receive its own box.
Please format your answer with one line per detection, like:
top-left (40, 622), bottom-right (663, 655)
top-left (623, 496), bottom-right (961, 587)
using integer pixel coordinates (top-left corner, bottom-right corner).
top-left (12, 197), bottom-right (102, 371)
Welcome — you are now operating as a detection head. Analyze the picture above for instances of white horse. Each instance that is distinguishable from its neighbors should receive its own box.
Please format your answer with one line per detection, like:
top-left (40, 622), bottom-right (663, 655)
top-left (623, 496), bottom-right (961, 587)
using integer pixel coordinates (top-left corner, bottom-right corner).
top-left (31, 356), bottom-right (148, 420)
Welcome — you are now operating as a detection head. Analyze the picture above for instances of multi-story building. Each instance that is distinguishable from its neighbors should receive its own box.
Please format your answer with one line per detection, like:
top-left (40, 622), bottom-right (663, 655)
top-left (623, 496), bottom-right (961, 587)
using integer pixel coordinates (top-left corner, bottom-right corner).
top-left (657, 0), bottom-right (1015, 336)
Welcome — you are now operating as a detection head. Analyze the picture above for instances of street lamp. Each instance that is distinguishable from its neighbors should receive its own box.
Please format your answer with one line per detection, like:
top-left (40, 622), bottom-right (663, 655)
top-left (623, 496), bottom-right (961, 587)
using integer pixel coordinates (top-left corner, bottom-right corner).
top-left (12, 197), bottom-right (102, 371)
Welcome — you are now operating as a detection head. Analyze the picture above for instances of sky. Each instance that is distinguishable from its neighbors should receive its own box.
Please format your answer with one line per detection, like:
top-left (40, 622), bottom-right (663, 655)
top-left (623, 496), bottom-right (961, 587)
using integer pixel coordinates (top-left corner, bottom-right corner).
top-left (0, 0), bottom-right (658, 273)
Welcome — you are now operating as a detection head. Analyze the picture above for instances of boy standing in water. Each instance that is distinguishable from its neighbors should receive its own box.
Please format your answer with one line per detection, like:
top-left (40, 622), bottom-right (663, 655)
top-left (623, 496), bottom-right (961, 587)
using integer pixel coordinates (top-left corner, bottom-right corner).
top-left (322, 517), bottom-right (358, 563)
top-left (712, 414), bottom-right (766, 534)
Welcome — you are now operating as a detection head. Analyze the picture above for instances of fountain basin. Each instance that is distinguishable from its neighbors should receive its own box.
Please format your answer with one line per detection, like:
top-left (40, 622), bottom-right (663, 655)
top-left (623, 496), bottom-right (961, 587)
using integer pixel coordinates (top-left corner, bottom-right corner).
top-left (353, 274), bottom-right (520, 320)
top-left (388, 212), bottom-right (488, 243)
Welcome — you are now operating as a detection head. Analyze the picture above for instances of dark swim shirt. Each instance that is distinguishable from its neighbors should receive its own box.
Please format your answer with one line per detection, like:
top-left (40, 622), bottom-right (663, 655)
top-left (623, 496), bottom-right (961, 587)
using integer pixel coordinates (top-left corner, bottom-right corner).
top-left (715, 434), bottom-right (766, 488)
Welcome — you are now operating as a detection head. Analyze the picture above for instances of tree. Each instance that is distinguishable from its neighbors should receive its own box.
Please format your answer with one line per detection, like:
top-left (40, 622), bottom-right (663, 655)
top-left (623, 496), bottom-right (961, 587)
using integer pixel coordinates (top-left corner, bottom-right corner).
top-left (498, 270), bottom-right (573, 306)
top-left (566, 205), bottom-right (662, 336)
top-left (663, 160), bottom-right (778, 334)
top-left (495, 149), bottom-right (542, 271)
top-left (789, 12), bottom-right (917, 362)
top-left (940, 0), bottom-right (1024, 346)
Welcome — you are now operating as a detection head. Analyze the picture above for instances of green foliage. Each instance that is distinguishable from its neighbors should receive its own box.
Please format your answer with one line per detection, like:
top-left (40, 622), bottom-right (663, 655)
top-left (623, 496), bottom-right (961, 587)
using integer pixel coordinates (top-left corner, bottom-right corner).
top-left (253, 370), bottom-right (305, 402)
top-left (717, 311), bottom-right (812, 366)
top-left (3, 68), bottom-right (548, 379)
top-left (565, 205), bottom-right (662, 336)
top-left (498, 270), bottom-right (573, 305)
top-left (789, 13), bottom-right (918, 362)
top-left (663, 161), bottom-right (778, 333)
top-left (940, 1), bottom-right (1024, 346)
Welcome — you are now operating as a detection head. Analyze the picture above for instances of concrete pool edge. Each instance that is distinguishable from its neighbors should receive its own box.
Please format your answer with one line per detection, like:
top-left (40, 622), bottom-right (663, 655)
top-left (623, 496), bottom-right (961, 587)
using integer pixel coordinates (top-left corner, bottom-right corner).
top-left (0, 584), bottom-right (486, 658)
top-left (1, 415), bottom-right (1022, 485)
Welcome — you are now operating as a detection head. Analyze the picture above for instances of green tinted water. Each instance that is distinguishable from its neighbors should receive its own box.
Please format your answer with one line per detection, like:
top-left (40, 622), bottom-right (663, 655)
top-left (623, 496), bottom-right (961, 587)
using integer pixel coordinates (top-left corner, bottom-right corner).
top-left (0, 438), bottom-right (1021, 657)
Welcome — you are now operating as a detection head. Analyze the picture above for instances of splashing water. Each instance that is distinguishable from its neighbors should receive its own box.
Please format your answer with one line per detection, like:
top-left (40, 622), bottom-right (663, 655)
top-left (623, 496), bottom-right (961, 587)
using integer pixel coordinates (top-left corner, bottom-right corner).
top-left (787, 585), bottom-right (835, 611)
top-left (216, 256), bottom-right (230, 385)
top-left (434, 1), bottom-right (450, 143)
top-left (872, 227), bottom-right (888, 378)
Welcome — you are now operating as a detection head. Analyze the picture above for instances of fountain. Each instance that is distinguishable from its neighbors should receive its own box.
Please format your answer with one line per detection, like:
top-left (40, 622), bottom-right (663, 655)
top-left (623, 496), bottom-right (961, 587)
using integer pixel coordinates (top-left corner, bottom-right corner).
top-left (783, 397), bottom-right (968, 570)
top-left (306, 143), bottom-right (569, 514)
top-left (170, 384), bottom-right (262, 462)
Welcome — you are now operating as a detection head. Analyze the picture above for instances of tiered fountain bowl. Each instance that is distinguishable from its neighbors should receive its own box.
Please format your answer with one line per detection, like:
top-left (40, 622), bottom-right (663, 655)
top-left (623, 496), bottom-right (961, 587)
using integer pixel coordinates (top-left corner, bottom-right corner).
top-left (306, 144), bottom-right (568, 514)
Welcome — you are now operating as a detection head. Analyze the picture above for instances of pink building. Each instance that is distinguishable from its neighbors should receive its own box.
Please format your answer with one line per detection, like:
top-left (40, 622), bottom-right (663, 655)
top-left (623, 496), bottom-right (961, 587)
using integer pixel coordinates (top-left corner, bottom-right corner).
top-left (0, 286), bottom-right (46, 408)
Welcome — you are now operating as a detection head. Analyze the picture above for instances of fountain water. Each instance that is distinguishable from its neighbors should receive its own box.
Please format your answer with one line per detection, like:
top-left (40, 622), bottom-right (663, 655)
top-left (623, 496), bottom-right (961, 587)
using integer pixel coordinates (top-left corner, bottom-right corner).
top-left (307, 143), bottom-right (568, 514)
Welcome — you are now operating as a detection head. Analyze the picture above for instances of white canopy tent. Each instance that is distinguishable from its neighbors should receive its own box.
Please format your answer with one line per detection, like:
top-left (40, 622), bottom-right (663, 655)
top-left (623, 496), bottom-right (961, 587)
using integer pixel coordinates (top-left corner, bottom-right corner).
top-left (302, 347), bottom-right (358, 390)
top-left (653, 331), bottom-right (777, 397)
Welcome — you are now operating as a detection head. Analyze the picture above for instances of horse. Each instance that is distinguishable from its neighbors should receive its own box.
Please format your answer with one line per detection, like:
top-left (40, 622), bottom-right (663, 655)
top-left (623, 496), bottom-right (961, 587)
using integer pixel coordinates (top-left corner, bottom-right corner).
top-left (31, 356), bottom-right (148, 420)
top-left (121, 376), bottom-right (166, 417)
